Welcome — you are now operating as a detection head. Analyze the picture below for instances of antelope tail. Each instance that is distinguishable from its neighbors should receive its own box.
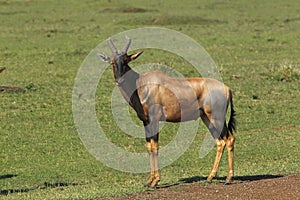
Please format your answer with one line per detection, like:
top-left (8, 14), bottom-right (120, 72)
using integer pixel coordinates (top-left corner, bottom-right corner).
top-left (228, 90), bottom-right (236, 134)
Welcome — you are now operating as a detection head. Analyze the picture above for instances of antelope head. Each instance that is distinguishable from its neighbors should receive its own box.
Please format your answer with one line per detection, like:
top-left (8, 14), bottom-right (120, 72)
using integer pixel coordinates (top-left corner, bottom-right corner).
top-left (98, 36), bottom-right (143, 84)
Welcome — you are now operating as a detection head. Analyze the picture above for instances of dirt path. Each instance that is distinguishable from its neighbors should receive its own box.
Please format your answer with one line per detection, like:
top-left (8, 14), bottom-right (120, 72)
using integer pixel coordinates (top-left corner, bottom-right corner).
top-left (107, 174), bottom-right (300, 200)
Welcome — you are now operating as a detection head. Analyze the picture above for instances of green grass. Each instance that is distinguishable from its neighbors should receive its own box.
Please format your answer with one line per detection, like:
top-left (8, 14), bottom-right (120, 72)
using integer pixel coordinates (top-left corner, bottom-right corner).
top-left (0, 0), bottom-right (300, 199)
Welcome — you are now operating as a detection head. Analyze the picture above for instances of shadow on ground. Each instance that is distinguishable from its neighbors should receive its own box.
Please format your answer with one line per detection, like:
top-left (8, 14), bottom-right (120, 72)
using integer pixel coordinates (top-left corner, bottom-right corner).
top-left (0, 174), bottom-right (80, 196)
top-left (152, 174), bottom-right (284, 189)
top-left (179, 174), bottom-right (284, 184)
top-left (0, 174), bottom-right (18, 180)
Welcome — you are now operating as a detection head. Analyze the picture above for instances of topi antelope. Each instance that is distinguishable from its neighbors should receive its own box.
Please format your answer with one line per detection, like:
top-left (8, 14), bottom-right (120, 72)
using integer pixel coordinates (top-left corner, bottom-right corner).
top-left (98, 36), bottom-right (236, 187)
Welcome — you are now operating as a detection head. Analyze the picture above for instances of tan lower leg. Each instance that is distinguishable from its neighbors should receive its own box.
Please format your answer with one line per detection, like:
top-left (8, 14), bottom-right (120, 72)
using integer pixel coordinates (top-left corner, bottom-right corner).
top-left (207, 139), bottom-right (225, 182)
top-left (150, 140), bottom-right (160, 187)
top-left (225, 135), bottom-right (235, 182)
top-left (145, 142), bottom-right (154, 186)
top-left (145, 139), bottom-right (160, 187)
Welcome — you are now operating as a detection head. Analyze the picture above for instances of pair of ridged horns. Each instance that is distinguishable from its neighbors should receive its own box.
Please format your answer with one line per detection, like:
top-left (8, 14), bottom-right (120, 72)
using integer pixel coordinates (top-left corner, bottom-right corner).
top-left (108, 36), bottom-right (131, 54)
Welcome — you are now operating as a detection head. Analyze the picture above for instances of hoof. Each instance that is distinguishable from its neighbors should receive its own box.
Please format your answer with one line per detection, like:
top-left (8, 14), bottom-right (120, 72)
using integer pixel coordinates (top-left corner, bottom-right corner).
top-left (224, 177), bottom-right (233, 185)
top-left (144, 184), bottom-right (157, 189)
top-left (144, 178), bottom-right (160, 188)
top-left (205, 179), bottom-right (212, 184)
top-left (206, 176), bottom-right (214, 183)
top-left (225, 176), bottom-right (233, 183)
top-left (151, 179), bottom-right (160, 188)
top-left (144, 182), bottom-right (154, 188)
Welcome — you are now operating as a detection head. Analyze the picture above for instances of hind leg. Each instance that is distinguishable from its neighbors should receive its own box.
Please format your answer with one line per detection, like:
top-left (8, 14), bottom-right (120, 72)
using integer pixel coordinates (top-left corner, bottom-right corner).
top-left (201, 110), bottom-right (226, 182)
top-left (207, 138), bottom-right (226, 182)
top-left (224, 131), bottom-right (235, 183)
top-left (201, 86), bottom-right (235, 183)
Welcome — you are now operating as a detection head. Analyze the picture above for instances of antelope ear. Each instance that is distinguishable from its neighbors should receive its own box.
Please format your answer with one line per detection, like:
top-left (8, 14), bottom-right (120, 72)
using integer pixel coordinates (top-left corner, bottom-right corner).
top-left (98, 53), bottom-right (110, 63)
top-left (129, 51), bottom-right (144, 61)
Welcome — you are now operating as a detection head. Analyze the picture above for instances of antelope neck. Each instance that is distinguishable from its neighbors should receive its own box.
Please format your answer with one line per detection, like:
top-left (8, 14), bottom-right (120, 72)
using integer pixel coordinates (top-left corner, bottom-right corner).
top-left (114, 65), bottom-right (147, 122)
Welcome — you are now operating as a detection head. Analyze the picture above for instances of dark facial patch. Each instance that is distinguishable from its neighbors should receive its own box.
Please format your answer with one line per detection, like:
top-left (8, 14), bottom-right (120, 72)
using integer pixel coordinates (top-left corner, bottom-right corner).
top-left (112, 53), bottom-right (129, 80)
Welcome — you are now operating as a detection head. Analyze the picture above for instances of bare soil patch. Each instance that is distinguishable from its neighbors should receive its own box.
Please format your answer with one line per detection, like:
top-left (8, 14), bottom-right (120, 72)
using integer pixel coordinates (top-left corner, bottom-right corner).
top-left (106, 174), bottom-right (300, 200)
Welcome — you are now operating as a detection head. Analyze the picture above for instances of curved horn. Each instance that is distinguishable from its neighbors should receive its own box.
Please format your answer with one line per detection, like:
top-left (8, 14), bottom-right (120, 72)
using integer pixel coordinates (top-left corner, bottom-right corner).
top-left (122, 36), bottom-right (131, 53)
top-left (108, 38), bottom-right (117, 53)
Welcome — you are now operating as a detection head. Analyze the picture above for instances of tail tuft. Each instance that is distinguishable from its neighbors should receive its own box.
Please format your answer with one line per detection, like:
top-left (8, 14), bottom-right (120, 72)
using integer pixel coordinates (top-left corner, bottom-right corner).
top-left (228, 90), bottom-right (236, 133)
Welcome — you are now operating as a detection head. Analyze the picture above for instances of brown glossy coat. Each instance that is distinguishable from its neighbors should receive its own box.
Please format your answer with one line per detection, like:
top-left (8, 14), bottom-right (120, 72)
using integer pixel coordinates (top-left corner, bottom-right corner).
top-left (99, 37), bottom-right (236, 187)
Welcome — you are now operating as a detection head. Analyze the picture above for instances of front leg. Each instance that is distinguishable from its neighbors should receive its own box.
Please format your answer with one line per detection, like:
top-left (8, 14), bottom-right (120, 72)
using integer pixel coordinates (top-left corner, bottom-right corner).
top-left (144, 117), bottom-right (160, 188)
top-left (145, 140), bottom-right (154, 186)
top-left (145, 138), bottom-right (160, 188)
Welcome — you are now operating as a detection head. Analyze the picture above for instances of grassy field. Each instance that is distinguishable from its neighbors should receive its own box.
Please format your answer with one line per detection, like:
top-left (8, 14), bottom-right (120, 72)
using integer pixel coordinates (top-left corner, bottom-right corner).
top-left (1, 0), bottom-right (300, 199)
